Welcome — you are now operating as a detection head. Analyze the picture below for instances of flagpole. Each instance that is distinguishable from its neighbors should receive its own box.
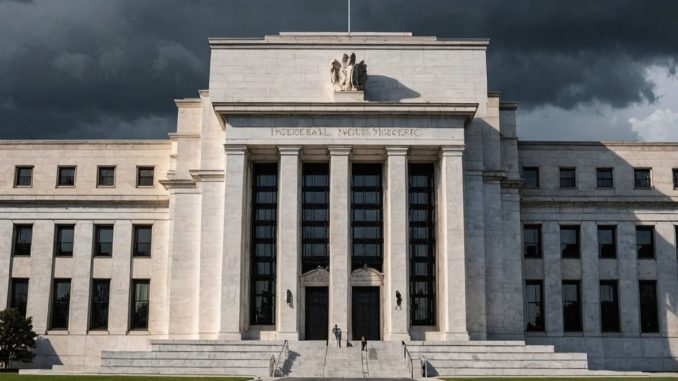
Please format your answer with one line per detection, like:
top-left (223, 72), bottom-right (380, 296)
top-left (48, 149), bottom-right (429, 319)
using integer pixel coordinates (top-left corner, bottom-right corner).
top-left (348, 0), bottom-right (351, 35)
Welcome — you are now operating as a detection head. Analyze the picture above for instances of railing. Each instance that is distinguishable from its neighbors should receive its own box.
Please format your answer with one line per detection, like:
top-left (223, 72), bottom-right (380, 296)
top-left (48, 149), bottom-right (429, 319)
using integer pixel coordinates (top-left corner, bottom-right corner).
top-left (402, 342), bottom-right (414, 378)
top-left (269, 339), bottom-right (289, 377)
top-left (361, 346), bottom-right (369, 378)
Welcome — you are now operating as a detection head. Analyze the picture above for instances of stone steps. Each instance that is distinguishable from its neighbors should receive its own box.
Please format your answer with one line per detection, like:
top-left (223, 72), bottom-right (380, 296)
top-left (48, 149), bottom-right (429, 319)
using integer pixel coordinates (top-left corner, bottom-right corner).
top-left (98, 340), bottom-right (284, 377)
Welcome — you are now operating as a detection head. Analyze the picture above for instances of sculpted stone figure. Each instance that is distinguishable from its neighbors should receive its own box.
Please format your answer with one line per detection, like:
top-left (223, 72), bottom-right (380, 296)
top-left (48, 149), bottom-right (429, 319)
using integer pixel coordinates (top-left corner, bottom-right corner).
top-left (330, 52), bottom-right (367, 91)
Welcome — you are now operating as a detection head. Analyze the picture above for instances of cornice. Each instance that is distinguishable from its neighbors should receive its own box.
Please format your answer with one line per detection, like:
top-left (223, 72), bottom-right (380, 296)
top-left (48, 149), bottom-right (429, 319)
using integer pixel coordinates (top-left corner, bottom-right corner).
top-left (159, 179), bottom-right (197, 190)
top-left (189, 170), bottom-right (225, 182)
top-left (213, 102), bottom-right (478, 120)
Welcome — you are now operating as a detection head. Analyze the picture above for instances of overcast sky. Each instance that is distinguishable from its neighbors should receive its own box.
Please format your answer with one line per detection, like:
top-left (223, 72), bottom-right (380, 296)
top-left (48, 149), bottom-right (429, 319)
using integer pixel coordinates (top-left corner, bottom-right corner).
top-left (0, 0), bottom-right (676, 141)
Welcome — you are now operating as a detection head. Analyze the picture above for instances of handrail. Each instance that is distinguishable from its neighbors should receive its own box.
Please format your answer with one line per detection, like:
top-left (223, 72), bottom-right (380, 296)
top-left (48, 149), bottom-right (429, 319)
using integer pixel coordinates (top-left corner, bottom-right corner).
top-left (361, 347), bottom-right (369, 378)
top-left (270, 339), bottom-right (289, 377)
top-left (402, 342), bottom-right (414, 378)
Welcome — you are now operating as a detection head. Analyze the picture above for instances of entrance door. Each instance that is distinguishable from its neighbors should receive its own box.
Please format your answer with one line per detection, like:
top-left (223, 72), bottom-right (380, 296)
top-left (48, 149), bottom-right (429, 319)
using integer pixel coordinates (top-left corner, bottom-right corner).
top-left (352, 287), bottom-right (380, 340)
top-left (305, 287), bottom-right (328, 340)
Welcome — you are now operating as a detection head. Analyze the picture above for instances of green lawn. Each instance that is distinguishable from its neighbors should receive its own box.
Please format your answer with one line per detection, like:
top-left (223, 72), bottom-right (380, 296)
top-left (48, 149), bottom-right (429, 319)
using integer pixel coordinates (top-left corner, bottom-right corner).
top-left (0, 376), bottom-right (250, 381)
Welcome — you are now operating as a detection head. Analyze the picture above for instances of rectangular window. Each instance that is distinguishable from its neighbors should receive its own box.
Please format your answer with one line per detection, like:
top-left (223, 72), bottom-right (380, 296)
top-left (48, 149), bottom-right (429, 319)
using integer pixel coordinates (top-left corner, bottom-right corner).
top-left (136, 166), bottom-right (154, 187)
top-left (12, 224), bottom-right (32, 256)
top-left (673, 169), bottom-right (678, 189)
top-left (596, 168), bottom-right (614, 188)
top-left (133, 225), bottom-right (152, 257)
top-left (55, 225), bottom-right (75, 257)
top-left (525, 280), bottom-right (544, 332)
top-left (301, 163), bottom-right (329, 273)
top-left (522, 167), bottom-right (539, 189)
top-left (559, 168), bottom-right (576, 188)
top-left (89, 279), bottom-right (110, 330)
top-left (598, 225), bottom-right (617, 258)
top-left (562, 281), bottom-right (582, 332)
top-left (14, 166), bottom-right (33, 187)
top-left (351, 163), bottom-right (383, 272)
top-left (57, 166), bottom-right (76, 187)
top-left (409, 163), bottom-right (436, 326)
top-left (560, 225), bottom-right (580, 258)
top-left (97, 166), bottom-right (116, 187)
top-left (639, 280), bottom-right (659, 333)
top-left (50, 279), bottom-right (71, 330)
top-left (131, 280), bottom-right (150, 330)
top-left (600, 280), bottom-right (620, 332)
top-left (10, 278), bottom-right (29, 317)
top-left (634, 168), bottom-right (651, 189)
top-left (250, 163), bottom-right (278, 325)
top-left (523, 224), bottom-right (542, 258)
top-left (94, 225), bottom-right (114, 257)
top-left (636, 226), bottom-right (655, 259)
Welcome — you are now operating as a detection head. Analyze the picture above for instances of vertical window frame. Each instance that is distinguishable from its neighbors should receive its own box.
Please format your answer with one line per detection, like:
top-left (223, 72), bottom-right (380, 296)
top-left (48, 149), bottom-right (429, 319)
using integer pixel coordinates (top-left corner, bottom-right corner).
top-left (97, 165), bottom-right (116, 187)
top-left (132, 224), bottom-right (153, 257)
top-left (12, 224), bottom-right (33, 257)
top-left (351, 163), bottom-right (384, 272)
top-left (523, 224), bottom-right (542, 258)
top-left (55, 224), bottom-right (75, 257)
top-left (522, 167), bottom-right (540, 189)
top-left (89, 279), bottom-right (111, 331)
top-left (56, 165), bottom-right (77, 187)
top-left (408, 163), bottom-right (436, 326)
top-left (597, 225), bottom-right (617, 259)
top-left (562, 280), bottom-right (582, 332)
top-left (136, 166), bottom-right (155, 188)
top-left (525, 280), bottom-right (545, 332)
top-left (50, 278), bottom-right (71, 330)
top-left (633, 168), bottom-right (652, 189)
top-left (130, 279), bottom-right (150, 330)
top-left (596, 167), bottom-right (614, 189)
top-left (9, 278), bottom-right (29, 317)
top-left (636, 226), bottom-right (655, 259)
top-left (93, 224), bottom-right (114, 257)
top-left (639, 280), bottom-right (659, 333)
top-left (559, 167), bottom-right (577, 189)
top-left (14, 166), bottom-right (33, 188)
top-left (600, 280), bottom-right (620, 333)
top-left (301, 163), bottom-right (330, 273)
top-left (560, 225), bottom-right (581, 259)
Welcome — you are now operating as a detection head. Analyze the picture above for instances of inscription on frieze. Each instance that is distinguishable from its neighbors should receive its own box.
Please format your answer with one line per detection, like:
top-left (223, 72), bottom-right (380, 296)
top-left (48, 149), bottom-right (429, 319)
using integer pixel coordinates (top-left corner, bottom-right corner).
top-left (270, 127), bottom-right (422, 137)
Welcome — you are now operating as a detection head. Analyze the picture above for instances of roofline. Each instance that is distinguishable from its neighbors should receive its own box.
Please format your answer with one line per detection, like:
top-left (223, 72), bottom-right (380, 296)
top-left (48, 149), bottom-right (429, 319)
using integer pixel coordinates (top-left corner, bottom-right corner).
top-left (208, 33), bottom-right (490, 49)
top-left (519, 140), bottom-right (678, 147)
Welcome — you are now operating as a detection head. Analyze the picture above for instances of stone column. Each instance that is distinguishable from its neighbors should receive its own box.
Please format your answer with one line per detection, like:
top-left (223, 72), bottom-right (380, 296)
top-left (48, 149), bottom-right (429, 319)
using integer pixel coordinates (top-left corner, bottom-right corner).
top-left (109, 221), bottom-right (132, 334)
top-left (384, 146), bottom-right (410, 341)
top-left (26, 220), bottom-right (54, 334)
top-left (581, 221), bottom-right (601, 335)
top-left (0, 221), bottom-right (12, 310)
top-left (438, 146), bottom-right (469, 340)
top-left (618, 222), bottom-right (639, 334)
top-left (277, 146), bottom-right (301, 340)
top-left (219, 145), bottom-right (249, 339)
top-left (543, 221), bottom-right (563, 336)
top-left (69, 221), bottom-right (94, 334)
top-left (328, 146), bottom-right (351, 339)
top-left (655, 222), bottom-right (677, 335)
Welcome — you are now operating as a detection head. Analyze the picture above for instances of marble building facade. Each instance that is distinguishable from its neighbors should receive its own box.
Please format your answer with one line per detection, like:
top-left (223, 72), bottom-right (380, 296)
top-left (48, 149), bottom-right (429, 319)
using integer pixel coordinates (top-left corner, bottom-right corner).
top-left (1, 33), bottom-right (678, 371)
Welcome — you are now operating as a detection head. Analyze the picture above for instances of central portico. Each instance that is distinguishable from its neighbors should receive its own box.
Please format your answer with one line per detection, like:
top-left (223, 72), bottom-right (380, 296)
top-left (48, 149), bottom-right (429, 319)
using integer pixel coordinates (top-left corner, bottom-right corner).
top-left (161, 32), bottom-right (523, 345)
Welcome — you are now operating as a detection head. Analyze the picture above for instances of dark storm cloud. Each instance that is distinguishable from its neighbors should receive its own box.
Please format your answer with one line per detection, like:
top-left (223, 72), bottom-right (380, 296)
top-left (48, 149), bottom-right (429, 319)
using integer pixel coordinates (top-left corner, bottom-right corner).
top-left (0, 0), bottom-right (676, 138)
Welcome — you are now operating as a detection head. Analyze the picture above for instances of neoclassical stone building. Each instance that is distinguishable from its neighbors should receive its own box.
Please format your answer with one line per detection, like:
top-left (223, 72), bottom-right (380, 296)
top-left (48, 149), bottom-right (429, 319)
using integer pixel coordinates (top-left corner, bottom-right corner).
top-left (2, 32), bottom-right (678, 373)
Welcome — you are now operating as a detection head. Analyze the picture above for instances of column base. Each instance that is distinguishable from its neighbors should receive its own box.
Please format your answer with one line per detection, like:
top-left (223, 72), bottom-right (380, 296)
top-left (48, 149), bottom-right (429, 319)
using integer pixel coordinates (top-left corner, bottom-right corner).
top-left (218, 332), bottom-right (243, 340)
top-left (441, 332), bottom-right (470, 341)
top-left (276, 332), bottom-right (300, 341)
top-left (384, 332), bottom-right (411, 341)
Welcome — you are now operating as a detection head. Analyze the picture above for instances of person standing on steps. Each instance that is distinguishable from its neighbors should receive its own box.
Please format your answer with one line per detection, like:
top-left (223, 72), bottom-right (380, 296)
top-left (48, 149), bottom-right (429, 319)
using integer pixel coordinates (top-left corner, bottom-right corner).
top-left (332, 324), bottom-right (342, 348)
top-left (361, 336), bottom-right (367, 352)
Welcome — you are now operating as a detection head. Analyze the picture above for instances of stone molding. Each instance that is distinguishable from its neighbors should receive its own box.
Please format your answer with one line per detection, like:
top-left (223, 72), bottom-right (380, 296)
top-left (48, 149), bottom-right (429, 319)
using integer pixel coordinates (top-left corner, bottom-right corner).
top-left (223, 144), bottom-right (249, 155)
top-left (214, 102), bottom-right (478, 119)
top-left (189, 170), bottom-right (225, 182)
top-left (278, 146), bottom-right (302, 156)
top-left (385, 146), bottom-right (409, 156)
top-left (301, 268), bottom-right (329, 287)
top-left (327, 145), bottom-right (352, 156)
top-left (439, 145), bottom-right (465, 157)
top-left (159, 179), bottom-right (197, 190)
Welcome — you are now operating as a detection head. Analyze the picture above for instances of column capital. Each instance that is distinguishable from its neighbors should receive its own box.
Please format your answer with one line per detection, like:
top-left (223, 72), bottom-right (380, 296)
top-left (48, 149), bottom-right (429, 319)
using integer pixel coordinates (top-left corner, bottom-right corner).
top-left (385, 146), bottom-right (409, 156)
top-left (439, 145), bottom-right (465, 157)
top-left (278, 145), bottom-right (302, 156)
top-left (223, 144), bottom-right (248, 155)
top-left (327, 145), bottom-right (352, 156)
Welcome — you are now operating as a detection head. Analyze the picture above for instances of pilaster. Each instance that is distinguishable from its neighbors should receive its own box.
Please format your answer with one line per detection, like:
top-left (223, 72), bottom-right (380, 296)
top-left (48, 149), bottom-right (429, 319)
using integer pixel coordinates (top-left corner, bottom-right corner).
top-left (581, 222), bottom-right (600, 335)
top-left (384, 146), bottom-right (410, 340)
top-left (439, 146), bottom-right (469, 340)
top-left (26, 220), bottom-right (54, 334)
top-left (618, 222), bottom-right (639, 334)
top-left (219, 144), bottom-right (249, 339)
top-left (69, 221), bottom-right (94, 334)
top-left (0, 221), bottom-right (12, 310)
top-left (276, 146), bottom-right (301, 340)
top-left (543, 221), bottom-right (563, 335)
top-left (328, 146), bottom-right (351, 339)
top-left (109, 221), bottom-right (132, 334)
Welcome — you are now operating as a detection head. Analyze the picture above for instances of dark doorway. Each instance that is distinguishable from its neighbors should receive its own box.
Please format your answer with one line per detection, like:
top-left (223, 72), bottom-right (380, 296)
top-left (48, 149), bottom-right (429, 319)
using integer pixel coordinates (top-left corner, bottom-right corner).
top-left (352, 286), bottom-right (380, 340)
top-left (305, 287), bottom-right (328, 340)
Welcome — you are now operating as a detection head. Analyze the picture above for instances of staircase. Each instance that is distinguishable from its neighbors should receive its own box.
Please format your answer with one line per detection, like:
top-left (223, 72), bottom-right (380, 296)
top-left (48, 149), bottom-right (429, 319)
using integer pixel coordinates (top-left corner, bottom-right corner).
top-left (405, 340), bottom-right (639, 376)
top-left (99, 340), bottom-right (285, 376)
